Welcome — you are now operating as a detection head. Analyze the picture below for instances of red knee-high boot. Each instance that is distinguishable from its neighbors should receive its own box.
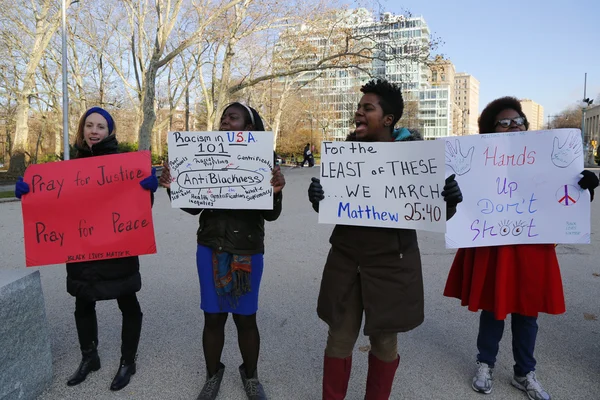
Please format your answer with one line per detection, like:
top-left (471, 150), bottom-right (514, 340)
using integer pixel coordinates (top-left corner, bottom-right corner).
top-left (364, 353), bottom-right (399, 400)
top-left (323, 354), bottom-right (352, 400)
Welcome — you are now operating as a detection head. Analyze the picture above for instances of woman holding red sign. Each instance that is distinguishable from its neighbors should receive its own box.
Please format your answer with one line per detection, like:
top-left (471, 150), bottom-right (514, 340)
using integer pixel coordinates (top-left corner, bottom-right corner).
top-left (443, 97), bottom-right (598, 400)
top-left (159, 102), bottom-right (285, 400)
top-left (16, 106), bottom-right (158, 391)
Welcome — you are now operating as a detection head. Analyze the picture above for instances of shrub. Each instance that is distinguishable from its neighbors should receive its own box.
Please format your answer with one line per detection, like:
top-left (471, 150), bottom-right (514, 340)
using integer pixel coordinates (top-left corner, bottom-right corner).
top-left (118, 142), bottom-right (139, 153)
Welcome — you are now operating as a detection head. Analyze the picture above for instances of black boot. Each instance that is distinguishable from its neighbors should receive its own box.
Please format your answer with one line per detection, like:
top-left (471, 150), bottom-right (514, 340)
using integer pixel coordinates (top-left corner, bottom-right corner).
top-left (110, 358), bottom-right (136, 391)
top-left (110, 309), bottom-right (142, 391)
top-left (196, 363), bottom-right (225, 400)
top-left (121, 310), bottom-right (143, 368)
top-left (67, 343), bottom-right (101, 386)
top-left (239, 364), bottom-right (267, 399)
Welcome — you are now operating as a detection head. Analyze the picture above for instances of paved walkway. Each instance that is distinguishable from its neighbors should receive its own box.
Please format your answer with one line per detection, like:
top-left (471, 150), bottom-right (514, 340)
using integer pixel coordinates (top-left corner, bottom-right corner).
top-left (0, 166), bottom-right (599, 399)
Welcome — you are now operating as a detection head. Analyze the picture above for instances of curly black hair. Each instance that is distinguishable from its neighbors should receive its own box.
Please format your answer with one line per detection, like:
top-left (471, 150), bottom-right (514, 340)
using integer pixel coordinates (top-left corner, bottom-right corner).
top-left (360, 78), bottom-right (404, 129)
top-left (478, 96), bottom-right (529, 134)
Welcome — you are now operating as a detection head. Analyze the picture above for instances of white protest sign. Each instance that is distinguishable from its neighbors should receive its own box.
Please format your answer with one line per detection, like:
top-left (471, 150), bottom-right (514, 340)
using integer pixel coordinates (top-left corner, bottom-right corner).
top-left (445, 129), bottom-right (590, 248)
top-left (167, 131), bottom-right (274, 209)
top-left (318, 140), bottom-right (447, 232)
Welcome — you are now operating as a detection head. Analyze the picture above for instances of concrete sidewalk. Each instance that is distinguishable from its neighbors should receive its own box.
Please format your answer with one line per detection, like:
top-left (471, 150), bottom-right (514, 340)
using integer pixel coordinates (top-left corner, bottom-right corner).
top-left (0, 167), bottom-right (599, 399)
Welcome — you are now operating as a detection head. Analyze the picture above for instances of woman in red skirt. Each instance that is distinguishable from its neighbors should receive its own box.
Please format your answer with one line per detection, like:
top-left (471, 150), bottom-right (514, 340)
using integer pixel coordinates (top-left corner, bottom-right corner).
top-left (444, 97), bottom-right (598, 400)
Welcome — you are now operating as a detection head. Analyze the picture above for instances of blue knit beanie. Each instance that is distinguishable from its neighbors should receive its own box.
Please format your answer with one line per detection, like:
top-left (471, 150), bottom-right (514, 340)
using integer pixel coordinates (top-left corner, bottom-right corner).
top-left (84, 107), bottom-right (115, 134)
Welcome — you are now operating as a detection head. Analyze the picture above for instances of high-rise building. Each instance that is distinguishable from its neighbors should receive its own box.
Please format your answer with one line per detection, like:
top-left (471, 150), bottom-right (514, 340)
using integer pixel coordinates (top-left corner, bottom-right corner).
top-left (425, 56), bottom-right (454, 138)
top-left (519, 99), bottom-right (544, 131)
top-left (428, 57), bottom-right (480, 136)
top-left (274, 9), bottom-right (447, 140)
top-left (454, 73), bottom-right (480, 134)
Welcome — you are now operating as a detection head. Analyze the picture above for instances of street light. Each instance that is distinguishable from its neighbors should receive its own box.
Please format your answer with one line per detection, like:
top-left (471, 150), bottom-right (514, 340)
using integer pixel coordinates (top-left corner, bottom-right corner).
top-left (580, 73), bottom-right (594, 165)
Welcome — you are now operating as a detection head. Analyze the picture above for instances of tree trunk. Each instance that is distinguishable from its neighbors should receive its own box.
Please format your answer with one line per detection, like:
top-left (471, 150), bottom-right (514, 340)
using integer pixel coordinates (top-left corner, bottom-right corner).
top-left (7, 98), bottom-right (31, 176)
top-left (6, 2), bottom-right (68, 175)
top-left (99, 55), bottom-right (105, 106)
top-left (34, 116), bottom-right (47, 164)
top-left (138, 64), bottom-right (158, 151)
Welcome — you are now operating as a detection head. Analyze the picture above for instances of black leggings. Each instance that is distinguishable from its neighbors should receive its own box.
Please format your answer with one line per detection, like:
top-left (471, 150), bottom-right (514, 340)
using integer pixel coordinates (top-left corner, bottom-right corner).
top-left (202, 312), bottom-right (260, 377)
top-left (74, 294), bottom-right (143, 363)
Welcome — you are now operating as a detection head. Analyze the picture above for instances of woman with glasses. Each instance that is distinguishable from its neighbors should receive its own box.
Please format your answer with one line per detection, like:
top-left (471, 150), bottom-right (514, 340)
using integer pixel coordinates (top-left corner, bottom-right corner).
top-left (443, 97), bottom-right (598, 400)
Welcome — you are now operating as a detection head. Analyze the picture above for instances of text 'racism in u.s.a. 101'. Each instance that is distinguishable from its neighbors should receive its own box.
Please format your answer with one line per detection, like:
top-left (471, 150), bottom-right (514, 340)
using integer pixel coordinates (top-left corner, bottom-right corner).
top-left (167, 131), bottom-right (275, 210)
top-left (317, 140), bottom-right (447, 232)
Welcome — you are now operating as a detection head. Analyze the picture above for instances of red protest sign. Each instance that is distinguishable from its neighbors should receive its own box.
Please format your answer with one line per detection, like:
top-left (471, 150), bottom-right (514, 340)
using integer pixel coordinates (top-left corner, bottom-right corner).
top-left (21, 151), bottom-right (156, 267)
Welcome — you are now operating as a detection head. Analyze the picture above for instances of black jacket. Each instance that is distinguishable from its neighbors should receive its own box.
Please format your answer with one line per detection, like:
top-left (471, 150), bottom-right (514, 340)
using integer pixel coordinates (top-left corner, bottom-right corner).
top-left (66, 135), bottom-right (152, 301)
top-left (187, 192), bottom-right (282, 254)
top-left (170, 153), bottom-right (283, 254)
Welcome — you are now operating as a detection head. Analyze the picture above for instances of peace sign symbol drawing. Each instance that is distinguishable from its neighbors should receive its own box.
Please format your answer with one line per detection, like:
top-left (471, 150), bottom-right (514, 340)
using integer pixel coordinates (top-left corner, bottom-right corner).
top-left (555, 184), bottom-right (580, 206)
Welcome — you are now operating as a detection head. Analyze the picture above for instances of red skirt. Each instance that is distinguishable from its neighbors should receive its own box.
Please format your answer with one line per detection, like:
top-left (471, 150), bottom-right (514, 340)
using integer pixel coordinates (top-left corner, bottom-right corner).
top-left (443, 244), bottom-right (565, 320)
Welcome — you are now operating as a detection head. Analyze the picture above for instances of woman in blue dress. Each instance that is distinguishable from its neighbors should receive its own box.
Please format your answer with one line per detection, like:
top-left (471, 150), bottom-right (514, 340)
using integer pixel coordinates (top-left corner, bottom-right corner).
top-left (160, 102), bottom-right (285, 400)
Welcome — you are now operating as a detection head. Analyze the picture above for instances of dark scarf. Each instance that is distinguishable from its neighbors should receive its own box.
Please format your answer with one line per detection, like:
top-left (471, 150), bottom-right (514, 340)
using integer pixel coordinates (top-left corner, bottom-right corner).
top-left (212, 253), bottom-right (252, 309)
top-left (75, 134), bottom-right (119, 158)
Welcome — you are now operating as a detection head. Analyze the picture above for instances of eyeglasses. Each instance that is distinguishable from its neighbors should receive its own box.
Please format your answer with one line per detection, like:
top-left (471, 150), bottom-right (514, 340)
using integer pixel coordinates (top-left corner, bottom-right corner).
top-left (495, 117), bottom-right (526, 128)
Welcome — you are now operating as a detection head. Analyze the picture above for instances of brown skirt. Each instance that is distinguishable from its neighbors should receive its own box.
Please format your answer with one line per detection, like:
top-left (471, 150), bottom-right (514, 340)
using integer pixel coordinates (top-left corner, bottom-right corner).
top-left (317, 226), bottom-right (425, 336)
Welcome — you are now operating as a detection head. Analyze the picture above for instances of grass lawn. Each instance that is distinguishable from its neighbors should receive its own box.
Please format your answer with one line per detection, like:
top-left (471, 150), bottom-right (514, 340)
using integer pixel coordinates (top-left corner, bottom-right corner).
top-left (0, 191), bottom-right (15, 199)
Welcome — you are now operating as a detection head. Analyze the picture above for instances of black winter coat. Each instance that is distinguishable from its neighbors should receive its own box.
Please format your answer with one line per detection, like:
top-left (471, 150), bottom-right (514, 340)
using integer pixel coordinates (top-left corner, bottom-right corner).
top-left (171, 152), bottom-right (283, 254)
top-left (189, 192), bottom-right (282, 254)
top-left (66, 135), bottom-right (152, 301)
top-left (318, 128), bottom-right (455, 334)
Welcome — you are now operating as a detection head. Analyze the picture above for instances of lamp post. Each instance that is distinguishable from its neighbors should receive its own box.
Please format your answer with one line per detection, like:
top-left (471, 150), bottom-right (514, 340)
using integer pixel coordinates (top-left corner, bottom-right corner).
top-left (304, 110), bottom-right (314, 148)
top-left (581, 73), bottom-right (594, 165)
top-left (61, 0), bottom-right (69, 160)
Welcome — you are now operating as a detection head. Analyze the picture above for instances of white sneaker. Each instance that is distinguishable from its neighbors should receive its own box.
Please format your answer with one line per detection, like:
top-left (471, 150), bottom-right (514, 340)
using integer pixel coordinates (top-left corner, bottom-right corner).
top-left (511, 371), bottom-right (551, 400)
top-left (472, 361), bottom-right (493, 394)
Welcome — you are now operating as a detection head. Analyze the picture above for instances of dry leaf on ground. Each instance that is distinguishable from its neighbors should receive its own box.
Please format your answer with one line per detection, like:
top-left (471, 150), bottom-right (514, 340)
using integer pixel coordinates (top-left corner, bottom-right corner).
top-left (584, 313), bottom-right (598, 321)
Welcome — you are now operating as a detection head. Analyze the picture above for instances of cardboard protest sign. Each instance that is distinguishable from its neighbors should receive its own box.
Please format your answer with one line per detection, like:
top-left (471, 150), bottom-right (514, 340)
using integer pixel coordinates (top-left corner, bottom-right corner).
top-left (445, 129), bottom-right (590, 248)
top-left (21, 151), bottom-right (156, 267)
top-left (167, 131), bottom-right (274, 209)
top-left (318, 140), bottom-right (447, 232)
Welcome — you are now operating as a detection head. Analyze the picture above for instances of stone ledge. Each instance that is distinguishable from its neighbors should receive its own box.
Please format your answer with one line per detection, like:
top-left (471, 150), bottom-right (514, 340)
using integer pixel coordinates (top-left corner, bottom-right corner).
top-left (0, 269), bottom-right (53, 400)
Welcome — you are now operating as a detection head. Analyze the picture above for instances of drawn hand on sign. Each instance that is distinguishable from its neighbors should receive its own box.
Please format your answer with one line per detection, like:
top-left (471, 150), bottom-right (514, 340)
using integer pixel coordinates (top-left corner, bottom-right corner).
top-left (159, 159), bottom-right (172, 189)
top-left (445, 139), bottom-right (474, 176)
top-left (551, 132), bottom-right (582, 168)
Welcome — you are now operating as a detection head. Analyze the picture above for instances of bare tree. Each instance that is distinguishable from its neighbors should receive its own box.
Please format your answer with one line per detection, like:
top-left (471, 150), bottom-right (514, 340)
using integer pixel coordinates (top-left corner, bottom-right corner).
top-left (132, 0), bottom-right (246, 151)
top-left (214, 6), bottom-right (439, 144)
top-left (402, 100), bottom-right (421, 131)
top-left (550, 106), bottom-right (582, 129)
top-left (4, 0), bottom-right (74, 175)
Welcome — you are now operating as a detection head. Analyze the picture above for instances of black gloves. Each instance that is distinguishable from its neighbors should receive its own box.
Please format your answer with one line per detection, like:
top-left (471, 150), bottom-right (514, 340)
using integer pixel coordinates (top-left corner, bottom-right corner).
top-left (442, 174), bottom-right (463, 208)
top-left (578, 170), bottom-right (599, 201)
top-left (308, 177), bottom-right (324, 212)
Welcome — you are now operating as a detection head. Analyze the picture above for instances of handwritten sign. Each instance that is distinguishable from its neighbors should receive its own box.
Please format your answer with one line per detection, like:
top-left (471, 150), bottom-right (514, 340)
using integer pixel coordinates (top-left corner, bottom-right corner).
top-left (445, 129), bottom-right (590, 248)
top-left (167, 131), bottom-right (274, 209)
top-left (318, 140), bottom-right (447, 232)
top-left (21, 151), bottom-right (156, 267)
